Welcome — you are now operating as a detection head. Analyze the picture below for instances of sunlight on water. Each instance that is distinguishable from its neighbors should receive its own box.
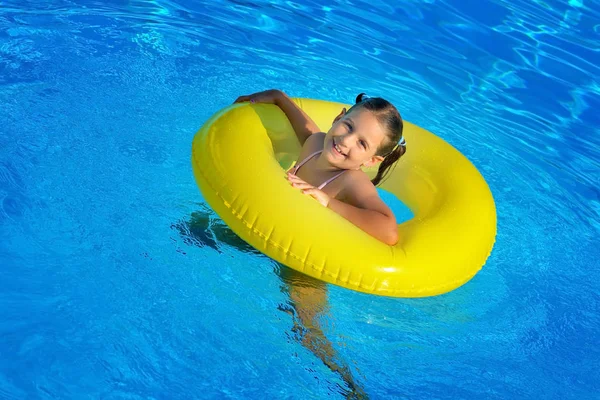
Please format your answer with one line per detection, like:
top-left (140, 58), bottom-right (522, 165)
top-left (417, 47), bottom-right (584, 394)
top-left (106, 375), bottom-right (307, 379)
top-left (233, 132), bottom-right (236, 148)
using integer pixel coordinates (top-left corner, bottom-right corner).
top-left (0, 0), bottom-right (598, 398)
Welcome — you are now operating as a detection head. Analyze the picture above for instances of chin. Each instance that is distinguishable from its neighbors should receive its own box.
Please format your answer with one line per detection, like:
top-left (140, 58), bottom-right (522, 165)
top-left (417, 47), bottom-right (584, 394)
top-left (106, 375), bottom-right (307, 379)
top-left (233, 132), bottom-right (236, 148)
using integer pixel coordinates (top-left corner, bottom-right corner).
top-left (325, 139), bottom-right (346, 164)
top-left (325, 150), bottom-right (345, 167)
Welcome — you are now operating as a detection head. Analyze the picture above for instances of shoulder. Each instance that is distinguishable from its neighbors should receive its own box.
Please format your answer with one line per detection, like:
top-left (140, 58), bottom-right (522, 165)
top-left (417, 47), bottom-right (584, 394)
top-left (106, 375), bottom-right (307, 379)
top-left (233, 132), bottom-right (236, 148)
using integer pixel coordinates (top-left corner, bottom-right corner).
top-left (338, 170), bottom-right (394, 217)
top-left (298, 132), bottom-right (325, 155)
top-left (304, 132), bottom-right (325, 148)
top-left (337, 169), bottom-right (377, 200)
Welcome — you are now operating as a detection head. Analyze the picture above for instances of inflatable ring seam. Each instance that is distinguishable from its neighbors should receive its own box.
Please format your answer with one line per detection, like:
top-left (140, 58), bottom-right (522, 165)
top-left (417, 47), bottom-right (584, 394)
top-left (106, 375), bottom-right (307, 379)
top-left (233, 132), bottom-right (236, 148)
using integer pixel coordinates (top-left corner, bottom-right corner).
top-left (192, 100), bottom-right (497, 297)
top-left (193, 150), bottom-right (389, 290)
top-left (193, 147), bottom-right (495, 295)
top-left (192, 150), bottom-right (354, 284)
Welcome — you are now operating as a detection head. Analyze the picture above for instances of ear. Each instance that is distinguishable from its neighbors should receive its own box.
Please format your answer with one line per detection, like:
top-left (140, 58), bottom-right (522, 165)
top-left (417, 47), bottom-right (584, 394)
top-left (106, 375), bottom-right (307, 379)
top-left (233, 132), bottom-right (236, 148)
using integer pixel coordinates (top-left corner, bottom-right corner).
top-left (332, 108), bottom-right (347, 124)
top-left (362, 155), bottom-right (384, 168)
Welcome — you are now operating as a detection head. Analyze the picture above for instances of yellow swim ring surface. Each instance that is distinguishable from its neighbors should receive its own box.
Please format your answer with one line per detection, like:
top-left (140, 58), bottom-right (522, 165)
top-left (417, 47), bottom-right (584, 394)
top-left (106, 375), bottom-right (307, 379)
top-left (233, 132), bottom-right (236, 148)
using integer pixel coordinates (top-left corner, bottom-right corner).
top-left (191, 98), bottom-right (497, 297)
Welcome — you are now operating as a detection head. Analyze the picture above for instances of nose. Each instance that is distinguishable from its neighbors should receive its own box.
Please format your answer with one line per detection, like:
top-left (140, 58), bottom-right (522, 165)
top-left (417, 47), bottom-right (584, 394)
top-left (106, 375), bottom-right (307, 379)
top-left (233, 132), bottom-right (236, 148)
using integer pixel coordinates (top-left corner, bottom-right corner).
top-left (338, 133), bottom-right (352, 148)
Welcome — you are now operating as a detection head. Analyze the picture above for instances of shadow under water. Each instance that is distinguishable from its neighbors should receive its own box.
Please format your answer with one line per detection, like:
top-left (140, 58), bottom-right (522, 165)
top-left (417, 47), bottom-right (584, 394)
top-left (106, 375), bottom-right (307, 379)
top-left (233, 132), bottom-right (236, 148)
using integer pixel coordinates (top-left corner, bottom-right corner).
top-left (173, 205), bottom-right (369, 399)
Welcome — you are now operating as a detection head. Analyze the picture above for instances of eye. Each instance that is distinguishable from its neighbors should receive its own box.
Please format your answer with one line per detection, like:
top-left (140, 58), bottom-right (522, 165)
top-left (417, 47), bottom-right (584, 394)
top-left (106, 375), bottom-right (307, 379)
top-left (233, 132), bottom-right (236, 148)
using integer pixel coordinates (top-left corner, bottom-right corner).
top-left (359, 139), bottom-right (367, 149)
top-left (344, 121), bottom-right (353, 132)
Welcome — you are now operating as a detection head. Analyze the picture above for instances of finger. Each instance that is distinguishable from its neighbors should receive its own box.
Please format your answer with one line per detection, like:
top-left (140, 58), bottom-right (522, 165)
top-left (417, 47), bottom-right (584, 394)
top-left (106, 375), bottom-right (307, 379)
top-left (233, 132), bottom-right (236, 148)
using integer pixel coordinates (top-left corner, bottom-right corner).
top-left (302, 188), bottom-right (322, 200)
top-left (289, 177), bottom-right (310, 186)
top-left (302, 189), bottom-right (329, 206)
top-left (289, 178), bottom-right (312, 187)
top-left (233, 95), bottom-right (249, 103)
top-left (292, 182), bottom-right (314, 190)
top-left (287, 174), bottom-right (306, 183)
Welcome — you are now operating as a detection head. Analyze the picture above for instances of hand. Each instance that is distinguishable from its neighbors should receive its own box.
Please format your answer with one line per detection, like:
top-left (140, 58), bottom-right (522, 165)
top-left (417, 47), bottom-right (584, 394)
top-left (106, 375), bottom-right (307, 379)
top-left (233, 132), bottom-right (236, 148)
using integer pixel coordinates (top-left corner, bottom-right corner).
top-left (287, 173), bottom-right (330, 207)
top-left (234, 89), bottom-right (282, 105)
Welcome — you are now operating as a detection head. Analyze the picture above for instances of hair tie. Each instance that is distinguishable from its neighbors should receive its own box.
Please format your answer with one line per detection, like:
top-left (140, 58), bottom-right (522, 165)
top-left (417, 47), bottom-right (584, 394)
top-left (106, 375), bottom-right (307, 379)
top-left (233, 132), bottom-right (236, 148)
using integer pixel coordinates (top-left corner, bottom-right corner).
top-left (355, 93), bottom-right (371, 103)
top-left (399, 136), bottom-right (406, 147)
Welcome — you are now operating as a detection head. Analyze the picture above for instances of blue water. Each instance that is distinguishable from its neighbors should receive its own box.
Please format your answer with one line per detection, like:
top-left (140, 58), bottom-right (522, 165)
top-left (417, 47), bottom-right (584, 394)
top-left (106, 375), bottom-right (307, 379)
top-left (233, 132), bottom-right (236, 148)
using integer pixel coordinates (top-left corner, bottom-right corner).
top-left (1, 0), bottom-right (599, 398)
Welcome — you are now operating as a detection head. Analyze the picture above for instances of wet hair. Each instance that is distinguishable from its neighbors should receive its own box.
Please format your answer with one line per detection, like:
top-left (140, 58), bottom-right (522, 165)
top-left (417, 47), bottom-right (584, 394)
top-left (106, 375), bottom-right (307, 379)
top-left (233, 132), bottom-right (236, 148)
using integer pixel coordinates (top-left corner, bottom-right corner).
top-left (347, 93), bottom-right (406, 186)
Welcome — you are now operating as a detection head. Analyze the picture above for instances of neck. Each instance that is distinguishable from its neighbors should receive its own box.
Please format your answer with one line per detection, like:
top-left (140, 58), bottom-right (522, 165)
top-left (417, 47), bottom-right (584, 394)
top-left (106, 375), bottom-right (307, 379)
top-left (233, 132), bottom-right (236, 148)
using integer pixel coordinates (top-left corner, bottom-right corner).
top-left (315, 152), bottom-right (345, 172)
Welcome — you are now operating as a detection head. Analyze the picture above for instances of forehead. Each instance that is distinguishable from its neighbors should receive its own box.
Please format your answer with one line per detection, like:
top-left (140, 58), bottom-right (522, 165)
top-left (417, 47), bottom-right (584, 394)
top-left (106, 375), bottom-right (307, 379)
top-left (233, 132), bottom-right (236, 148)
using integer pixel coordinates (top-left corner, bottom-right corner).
top-left (345, 108), bottom-right (387, 141)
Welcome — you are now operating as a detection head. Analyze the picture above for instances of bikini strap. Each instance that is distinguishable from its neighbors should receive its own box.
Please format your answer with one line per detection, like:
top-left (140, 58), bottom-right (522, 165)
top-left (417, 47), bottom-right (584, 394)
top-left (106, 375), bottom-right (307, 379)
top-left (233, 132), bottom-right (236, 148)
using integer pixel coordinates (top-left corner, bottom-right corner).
top-left (290, 150), bottom-right (322, 174)
top-left (318, 170), bottom-right (346, 190)
top-left (290, 149), bottom-right (345, 189)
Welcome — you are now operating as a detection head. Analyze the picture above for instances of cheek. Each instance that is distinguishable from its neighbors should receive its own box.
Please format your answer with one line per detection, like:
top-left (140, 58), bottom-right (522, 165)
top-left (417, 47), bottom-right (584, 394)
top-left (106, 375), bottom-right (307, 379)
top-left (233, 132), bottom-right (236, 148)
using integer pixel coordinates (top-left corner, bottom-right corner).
top-left (330, 126), bottom-right (343, 136)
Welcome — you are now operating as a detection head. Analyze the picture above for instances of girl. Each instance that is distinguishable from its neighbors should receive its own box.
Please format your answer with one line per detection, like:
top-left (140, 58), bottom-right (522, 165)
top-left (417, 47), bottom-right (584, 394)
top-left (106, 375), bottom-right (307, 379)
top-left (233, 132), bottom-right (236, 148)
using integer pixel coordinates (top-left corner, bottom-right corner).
top-left (233, 90), bottom-right (406, 398)
top-left (234, 89), bottom-right (406, 246)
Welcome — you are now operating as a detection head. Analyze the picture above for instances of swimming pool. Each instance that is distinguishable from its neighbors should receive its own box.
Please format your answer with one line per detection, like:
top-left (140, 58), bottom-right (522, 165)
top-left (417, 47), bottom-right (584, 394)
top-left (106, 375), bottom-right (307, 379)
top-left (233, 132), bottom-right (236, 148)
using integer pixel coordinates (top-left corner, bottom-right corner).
top-left (1, 0), bottom-right (598, 398)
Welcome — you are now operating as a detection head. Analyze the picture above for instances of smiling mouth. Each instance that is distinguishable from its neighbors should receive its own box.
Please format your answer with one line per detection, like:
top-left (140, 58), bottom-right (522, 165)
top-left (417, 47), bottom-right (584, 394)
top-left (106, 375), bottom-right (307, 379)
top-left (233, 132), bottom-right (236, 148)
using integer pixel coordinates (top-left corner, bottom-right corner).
top-left (332, 139), bottom-right (346, 157)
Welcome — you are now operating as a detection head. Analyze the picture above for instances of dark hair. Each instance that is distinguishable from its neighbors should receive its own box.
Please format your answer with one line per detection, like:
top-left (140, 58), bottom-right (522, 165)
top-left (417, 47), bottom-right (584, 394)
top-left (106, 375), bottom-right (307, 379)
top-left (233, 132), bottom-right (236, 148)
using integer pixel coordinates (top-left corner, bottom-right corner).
top-left (348, 93), bottom-right (406, 186)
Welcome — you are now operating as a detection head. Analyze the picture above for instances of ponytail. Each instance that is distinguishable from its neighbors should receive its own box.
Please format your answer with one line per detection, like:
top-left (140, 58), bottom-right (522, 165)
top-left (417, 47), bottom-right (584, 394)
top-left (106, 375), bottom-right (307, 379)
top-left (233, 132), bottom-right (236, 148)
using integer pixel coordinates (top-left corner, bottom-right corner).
top-left (355, 92), bottom-right (368, 103)
top-left (371, 144), bottom-right (406, 186)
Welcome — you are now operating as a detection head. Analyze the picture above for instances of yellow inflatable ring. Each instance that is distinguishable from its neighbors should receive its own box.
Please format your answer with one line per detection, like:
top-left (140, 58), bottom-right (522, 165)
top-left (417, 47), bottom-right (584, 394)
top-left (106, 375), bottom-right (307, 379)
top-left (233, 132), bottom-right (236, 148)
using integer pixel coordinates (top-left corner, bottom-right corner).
top-left (192, 98), bottom-right (496, 297)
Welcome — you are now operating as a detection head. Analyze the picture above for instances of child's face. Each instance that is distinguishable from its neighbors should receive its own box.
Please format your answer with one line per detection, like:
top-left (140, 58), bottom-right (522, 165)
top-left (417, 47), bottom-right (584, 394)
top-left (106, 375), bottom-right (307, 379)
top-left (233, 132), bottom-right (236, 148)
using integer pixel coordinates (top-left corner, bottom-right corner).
top-left (324, 108), bottom-right (388, 169)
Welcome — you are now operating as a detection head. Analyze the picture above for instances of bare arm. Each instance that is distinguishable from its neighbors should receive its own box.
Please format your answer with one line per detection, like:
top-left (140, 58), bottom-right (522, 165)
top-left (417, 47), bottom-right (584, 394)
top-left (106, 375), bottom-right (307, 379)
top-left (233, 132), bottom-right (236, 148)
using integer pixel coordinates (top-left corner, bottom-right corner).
top-left (273, 91), bottom-right (321, 145)
top-left (328, 195), bottom-right (399, 246)
top-left (234, 89), bottom-right (321, 145)
top-left (288, 173), bottom-right (399, 245)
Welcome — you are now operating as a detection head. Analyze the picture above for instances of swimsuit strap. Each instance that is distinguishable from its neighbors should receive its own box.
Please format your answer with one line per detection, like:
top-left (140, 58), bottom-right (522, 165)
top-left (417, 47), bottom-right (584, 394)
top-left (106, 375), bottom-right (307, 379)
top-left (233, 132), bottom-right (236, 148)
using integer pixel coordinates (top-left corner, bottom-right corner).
top-left (291, 150), bottom-right (322, 174)
top-left (317, 170), bottom-right (346, 190)
top-left (290, 149), bottom-right (346, 190)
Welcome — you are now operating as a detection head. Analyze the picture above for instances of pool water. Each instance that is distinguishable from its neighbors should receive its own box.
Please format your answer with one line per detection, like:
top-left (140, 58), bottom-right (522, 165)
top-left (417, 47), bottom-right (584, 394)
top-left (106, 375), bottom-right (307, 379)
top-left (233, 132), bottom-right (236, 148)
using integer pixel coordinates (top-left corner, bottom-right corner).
top-left (1, 0), bottom-right (599, 398)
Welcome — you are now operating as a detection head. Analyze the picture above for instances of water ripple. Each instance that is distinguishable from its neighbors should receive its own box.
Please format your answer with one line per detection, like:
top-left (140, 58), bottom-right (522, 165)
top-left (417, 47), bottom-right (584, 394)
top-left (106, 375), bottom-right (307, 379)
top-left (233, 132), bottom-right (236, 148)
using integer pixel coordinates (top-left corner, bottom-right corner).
top-left (1, 0), bottom-right (600, 397)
